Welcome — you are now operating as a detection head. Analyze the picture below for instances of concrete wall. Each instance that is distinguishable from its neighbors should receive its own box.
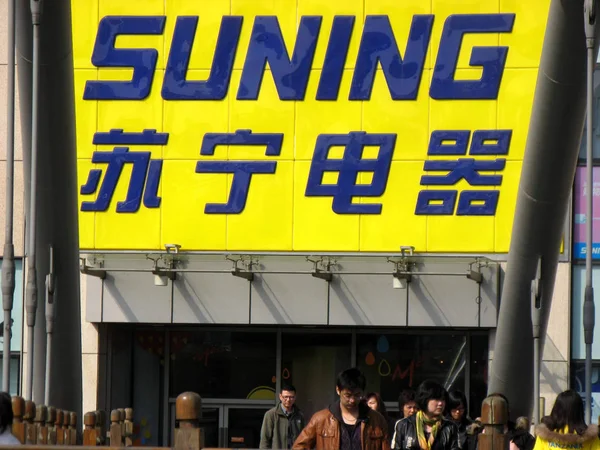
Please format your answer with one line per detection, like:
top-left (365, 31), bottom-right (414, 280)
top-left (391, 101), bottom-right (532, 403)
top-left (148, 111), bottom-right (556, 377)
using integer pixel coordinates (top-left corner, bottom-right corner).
top-left (0, 0), bottom-right (24, 258)
top-left (0, 0), bottom-right (25, 398)
top-left (84, 256), bottom-right (498, 327)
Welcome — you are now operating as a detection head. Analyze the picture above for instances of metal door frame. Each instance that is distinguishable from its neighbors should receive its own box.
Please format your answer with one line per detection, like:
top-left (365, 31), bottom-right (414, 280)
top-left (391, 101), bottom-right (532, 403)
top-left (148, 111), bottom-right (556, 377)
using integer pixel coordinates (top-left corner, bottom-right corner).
top-left (169, 402), bottom-right (227, 447)
top-left (168, 400), bottom-right (272, 447)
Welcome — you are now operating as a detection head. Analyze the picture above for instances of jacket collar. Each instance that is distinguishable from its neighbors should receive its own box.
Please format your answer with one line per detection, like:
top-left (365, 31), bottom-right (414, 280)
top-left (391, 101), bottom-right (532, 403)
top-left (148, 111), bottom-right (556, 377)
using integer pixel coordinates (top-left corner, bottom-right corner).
top-left (276, 402), bottom-right (298, 417)
top-left (329, 401), bottom-right (370, 424)
top-left (535, 424), bottom-right (599, 444)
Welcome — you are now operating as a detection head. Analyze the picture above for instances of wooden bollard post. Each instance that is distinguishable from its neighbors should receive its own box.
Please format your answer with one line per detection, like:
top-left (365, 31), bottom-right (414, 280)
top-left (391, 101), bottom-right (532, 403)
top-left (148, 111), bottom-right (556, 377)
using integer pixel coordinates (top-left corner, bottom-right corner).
top-left (478, 395), bottom-right (509, 450)
top-left (95, 410), bottom-right (106, 445)
top-left (47, 407), bottom-right (57, 445)
top-left (24, 400), bottom-right (36, 444)
top-left (62, 410), bottom-right (70, 445)
top-left (174, 392), bottom-right (202, 450)
top-left (35, 404), bottom-right (48, 445)
top-left (118, 408), bottom-right (125, 442)
top-left (109, 409), bottom-right (123, 447)
top-left (124, 408), bottom-right (133, 447)
top-left (56, 409), bottom-right (64, 445)
top-left (83, 412), bottom-right (98, 446)
top-left (11, 396), bottom-right (25, 444)
top-left (69, 412), bottom-right (78, 445)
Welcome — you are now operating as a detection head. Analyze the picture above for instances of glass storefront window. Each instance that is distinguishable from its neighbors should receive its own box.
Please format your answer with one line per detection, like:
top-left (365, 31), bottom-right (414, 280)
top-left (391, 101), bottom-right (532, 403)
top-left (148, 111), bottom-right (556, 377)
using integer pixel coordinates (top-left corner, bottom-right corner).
top-left (132, 330), bottom-right (164, 446)
top-left (0, 355), bottom-right (20, 396)
top-left (169, 330), bottom-right (276, 399)
top-left (106, 326), bottom-right (488, 446)
top-left (571, 361), bottom-right (600, 419)
top-left (281, 332), bottom-right (351, 418)
top-left (356, 333), bottom-right (468, 406)
top-left (469, 334), bottom-right (489, 418)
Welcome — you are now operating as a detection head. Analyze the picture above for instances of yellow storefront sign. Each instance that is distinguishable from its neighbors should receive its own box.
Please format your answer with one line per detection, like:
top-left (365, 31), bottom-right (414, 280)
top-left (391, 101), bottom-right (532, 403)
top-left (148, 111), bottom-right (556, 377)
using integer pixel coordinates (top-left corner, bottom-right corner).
top-left (71, 0), bottom-right (550, 253)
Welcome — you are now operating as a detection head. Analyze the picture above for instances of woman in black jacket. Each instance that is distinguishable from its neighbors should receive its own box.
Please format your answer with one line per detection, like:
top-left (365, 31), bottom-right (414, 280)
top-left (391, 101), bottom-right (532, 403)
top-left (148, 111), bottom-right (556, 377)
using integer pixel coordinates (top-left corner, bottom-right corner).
top-left (446, 391), bottom-right (472, 449)
top-left (392, 380), bottom-right (460, 450)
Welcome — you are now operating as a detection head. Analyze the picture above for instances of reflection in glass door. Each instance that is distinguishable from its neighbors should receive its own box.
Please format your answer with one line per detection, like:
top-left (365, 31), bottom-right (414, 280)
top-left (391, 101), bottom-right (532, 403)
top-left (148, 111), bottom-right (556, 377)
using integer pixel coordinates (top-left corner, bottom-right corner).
top-left (200, 407), bottom-right (224, 448)
top-left (224, 406), bottom-right (270, 449)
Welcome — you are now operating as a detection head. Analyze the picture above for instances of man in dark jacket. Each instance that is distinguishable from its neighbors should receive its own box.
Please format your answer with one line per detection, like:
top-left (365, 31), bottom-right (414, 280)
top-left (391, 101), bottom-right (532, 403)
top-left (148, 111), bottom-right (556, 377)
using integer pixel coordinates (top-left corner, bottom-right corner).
top-left (260, 384), bottom-right (305, 449)
top-left (293, 368), bottom-right (390, 450)
top-left (392, 380), bottom-right (459, 450)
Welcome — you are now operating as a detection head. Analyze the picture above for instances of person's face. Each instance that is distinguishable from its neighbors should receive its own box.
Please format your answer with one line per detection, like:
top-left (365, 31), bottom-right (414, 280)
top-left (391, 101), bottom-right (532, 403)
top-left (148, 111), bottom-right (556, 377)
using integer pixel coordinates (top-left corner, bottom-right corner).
top-left (280, 390), bottom-right (296, 410)
top-left (337, 387), bottom-right (363, 411)
top-left (403, 401), bottom-right (418, 418)
top-left (450, 404), bottom-right (465, 421)
top-left (367, 397), bottom-right (378, 411)
top-left (426, 398), bottom-right (445, 417)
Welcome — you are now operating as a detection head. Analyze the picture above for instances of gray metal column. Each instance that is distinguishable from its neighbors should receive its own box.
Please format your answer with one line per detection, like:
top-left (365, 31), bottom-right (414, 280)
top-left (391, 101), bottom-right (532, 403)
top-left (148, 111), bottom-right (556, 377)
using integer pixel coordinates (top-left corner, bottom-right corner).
top-left (488, 0), bottom-right (600, 417)
top-left (15, 1), bottom-right (81, 413)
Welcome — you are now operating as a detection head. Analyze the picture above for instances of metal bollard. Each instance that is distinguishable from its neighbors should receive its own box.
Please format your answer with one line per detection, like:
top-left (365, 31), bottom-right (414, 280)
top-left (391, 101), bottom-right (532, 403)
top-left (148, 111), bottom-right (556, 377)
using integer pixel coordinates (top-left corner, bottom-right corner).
top-left (478, 395), bottom-right (509, 450)
top-left (56, 409), bottom-right (64, 445)
top-left (83, 412), bottom-right (98, 446)
top-left (124, 408), bottom-right (133, 447)
top-left (174, 392), bottom-right (203, 450)
top-left (47, 406), bottom-right (56, 445)
top-left (24, 400), bottom-right (36, 444)
top-left (35, 404), bottom-right (48, 444)
top-left (11, 396), bottom-right (25, 444)
top-left (110, 409), bottom-right (123, 447)
top-left (69, 411), bottom-right (77, 445)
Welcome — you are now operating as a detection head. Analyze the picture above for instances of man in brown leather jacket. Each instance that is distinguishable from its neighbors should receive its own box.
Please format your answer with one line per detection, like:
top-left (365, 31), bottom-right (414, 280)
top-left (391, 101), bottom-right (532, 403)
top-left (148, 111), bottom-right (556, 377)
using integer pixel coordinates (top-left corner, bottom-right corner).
top-left (293, 368), bottom-right (391, 450)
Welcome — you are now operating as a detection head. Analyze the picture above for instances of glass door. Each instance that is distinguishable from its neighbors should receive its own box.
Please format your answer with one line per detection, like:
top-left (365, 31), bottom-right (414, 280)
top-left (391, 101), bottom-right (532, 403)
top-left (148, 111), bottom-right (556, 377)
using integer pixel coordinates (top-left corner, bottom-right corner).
top-left (200, 406), bottom-right (225, 448)
top-left (170, 403), bottom-right (226, 448)
top-left (224, 405), bottom-right (271, 449)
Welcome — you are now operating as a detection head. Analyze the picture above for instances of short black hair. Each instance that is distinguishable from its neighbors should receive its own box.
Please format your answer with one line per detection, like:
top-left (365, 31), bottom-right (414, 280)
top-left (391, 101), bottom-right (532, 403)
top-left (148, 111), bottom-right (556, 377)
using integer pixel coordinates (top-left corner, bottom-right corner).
top-left (416, 380), bottom-right (447, 412)
top-left (448, 390), bottom-right (468, 417)
top-left (0, 392), bottom-right (13, 434)
top-left (398, 388), bottom-right (417, 417)
top-left (336, 368), bottom-right (366, 391)
top-left (281, 384), bottom-right (296, 394)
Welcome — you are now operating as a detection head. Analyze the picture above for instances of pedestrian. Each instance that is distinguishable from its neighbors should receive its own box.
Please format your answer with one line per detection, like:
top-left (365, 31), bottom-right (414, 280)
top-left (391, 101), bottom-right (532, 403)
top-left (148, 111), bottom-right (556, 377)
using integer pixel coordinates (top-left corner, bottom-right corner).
top-left (534, 390), bottom-right (597, 450)
top-left (392, 380), bottom-right (459, 450)
top-left (0, 392), bottom-right (20, 445)
top-left (509, 417), bottom-right (535, 450)
top-left (260, 384), bottom-right (305, 449)
top-left (366, 392), bottom-right (394, 436)
top-left (398, 389), bottom-right (419, 419)
top-left (446, 390), bottom-right (472, 449)
top-left (293, 367), bottom-right (391, 450)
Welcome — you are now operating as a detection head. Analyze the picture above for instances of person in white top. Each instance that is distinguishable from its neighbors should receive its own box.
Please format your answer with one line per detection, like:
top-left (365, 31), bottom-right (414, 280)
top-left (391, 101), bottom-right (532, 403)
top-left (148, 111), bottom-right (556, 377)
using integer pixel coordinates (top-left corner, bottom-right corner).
top-left (0, 392), bottom-right (20, 445)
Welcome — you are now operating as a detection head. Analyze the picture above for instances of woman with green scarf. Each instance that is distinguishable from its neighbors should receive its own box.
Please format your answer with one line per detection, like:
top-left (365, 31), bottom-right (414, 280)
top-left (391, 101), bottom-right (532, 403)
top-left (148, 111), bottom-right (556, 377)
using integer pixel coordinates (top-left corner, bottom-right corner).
top-left (392, 381), bottom-right (460, 450)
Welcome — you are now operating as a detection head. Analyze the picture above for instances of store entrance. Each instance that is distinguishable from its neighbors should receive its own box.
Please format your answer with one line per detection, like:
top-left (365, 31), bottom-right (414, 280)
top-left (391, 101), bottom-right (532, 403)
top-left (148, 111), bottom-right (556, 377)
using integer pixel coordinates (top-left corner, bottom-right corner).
top-left (199, 404), bottom-right (270, 449)
top-left (123, 327), bottom-right (489, 446)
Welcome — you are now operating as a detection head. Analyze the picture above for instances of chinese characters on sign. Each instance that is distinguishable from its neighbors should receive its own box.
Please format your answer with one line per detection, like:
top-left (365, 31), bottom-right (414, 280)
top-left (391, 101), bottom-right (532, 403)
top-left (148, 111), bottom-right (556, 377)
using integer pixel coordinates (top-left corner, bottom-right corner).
top-left (80, 129), bottom-right (510, 216)
top-left (416, 130), bottom-right (510, 216)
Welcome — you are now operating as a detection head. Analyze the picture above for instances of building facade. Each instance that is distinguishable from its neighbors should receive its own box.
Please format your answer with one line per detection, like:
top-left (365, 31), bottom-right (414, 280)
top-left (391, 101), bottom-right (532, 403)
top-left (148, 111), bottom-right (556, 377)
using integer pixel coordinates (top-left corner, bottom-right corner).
top-left (571, 66), bottom-right (600, 419)
top-left (0, 0), bottom-right (578, 447)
